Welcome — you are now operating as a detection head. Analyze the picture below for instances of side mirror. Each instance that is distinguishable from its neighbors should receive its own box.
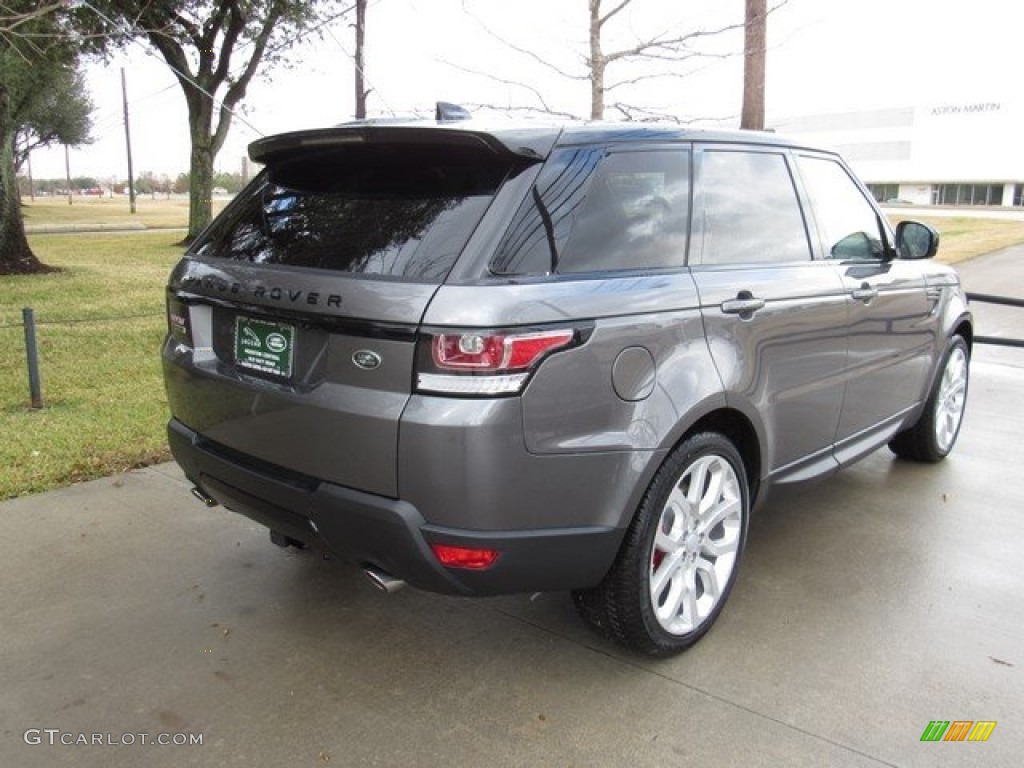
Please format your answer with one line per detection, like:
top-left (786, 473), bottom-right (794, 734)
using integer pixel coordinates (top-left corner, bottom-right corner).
top-left (894, 220), bottom-right (939, 260)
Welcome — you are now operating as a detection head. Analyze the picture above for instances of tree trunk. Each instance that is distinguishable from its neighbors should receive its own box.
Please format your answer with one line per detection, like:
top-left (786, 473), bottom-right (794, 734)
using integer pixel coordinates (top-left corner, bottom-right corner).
top-left (187, 141), bottom-right (214, 243)
top-left (741, 0), bottom-right (766, 131)
top-left (184, 97), bottom-right (215, 243)
top-left (354, 0), bottom-right (367, 119)
top-left (588, 0), bottom-right (605, 120)
top-left (0, 84), bottom-right (53, 275)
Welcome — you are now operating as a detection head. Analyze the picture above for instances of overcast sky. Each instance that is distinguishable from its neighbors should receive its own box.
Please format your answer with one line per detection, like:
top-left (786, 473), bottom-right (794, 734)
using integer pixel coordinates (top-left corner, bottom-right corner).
top-left (27, 0), bottom-right (1024, 181)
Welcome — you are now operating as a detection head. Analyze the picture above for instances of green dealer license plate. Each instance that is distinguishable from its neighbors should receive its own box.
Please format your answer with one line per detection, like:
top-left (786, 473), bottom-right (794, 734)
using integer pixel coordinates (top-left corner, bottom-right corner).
top-left (234, 316), bottom-right (295, 379)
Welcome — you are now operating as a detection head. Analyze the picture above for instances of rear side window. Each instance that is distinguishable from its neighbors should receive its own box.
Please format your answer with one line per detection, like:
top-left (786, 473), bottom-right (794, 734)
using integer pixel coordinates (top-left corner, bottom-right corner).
top-left (491, 148), bottom-right (690, 275)
top-left (695, 150), bottom-right (811, 265)
top-left (191, 146), bottom-right (512, 282)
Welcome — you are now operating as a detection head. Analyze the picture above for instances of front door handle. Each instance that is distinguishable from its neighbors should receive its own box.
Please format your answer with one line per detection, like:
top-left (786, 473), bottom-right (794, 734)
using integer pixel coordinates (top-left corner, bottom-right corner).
top-left (721, 294), bottom-right (765, 316)
top-left (851, 283), bottom-right (878, 303)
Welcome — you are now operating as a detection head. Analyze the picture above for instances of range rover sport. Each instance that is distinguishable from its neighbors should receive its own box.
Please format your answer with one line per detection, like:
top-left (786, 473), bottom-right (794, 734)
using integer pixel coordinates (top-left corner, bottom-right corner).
top-left (162, 113), bottom-right (971, 656)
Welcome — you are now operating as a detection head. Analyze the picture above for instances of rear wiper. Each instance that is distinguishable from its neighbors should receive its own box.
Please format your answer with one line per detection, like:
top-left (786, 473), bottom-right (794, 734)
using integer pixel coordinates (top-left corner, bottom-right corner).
top-left (531, 185), bottom-right (559, 274)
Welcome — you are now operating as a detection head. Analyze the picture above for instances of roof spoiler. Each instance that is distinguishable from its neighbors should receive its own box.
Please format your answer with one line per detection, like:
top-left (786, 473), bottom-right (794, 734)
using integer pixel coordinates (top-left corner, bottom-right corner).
top-left (249, 125), bottom-right (556, 165)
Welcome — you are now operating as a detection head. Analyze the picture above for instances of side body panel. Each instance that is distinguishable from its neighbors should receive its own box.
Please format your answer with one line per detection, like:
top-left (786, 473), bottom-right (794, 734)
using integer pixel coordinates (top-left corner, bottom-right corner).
top-left (412, 272), bottom-right (725, 532)
top-left (834, 259), bottom-right (935, 442)
top-left (692, 264), bottom-right (850, 480)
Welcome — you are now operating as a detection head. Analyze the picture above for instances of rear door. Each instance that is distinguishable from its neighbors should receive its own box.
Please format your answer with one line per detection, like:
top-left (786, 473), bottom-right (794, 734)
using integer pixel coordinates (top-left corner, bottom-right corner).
top-left (163, 131), bottom-right (531, 496)
top-left (690, 145), bottom-right (850, 479)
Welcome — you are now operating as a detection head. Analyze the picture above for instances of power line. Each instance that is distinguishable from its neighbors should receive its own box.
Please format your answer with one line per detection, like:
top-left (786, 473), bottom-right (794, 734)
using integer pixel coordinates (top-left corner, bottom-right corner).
top-left (79, 1), bottom-right (267, 138)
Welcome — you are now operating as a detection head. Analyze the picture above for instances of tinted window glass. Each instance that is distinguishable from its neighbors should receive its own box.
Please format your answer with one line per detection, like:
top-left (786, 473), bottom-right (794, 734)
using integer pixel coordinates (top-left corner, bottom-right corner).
top-left (696, 150), bottom-right (811, 265)
top-left (491, 148), bottom-right (602, 275)
top-left (491, 148), bottom-right (689, 275)
top-left (192, 148), bottom-right (510, 282)
top-left (797, 155), bottom-right (886, 261)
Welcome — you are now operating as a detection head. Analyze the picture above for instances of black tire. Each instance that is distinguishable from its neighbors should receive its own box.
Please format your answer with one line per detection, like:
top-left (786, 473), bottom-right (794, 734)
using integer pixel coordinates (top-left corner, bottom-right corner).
top-left (573, 432), bottom-right (750, 657)
top-left (889, 336), bottom-right (969, 463)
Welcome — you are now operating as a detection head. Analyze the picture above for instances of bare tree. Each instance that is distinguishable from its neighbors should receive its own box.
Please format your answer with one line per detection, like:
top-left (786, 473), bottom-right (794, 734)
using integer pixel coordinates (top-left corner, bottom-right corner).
top-left (740, 0), bottom-right (766, 130)
top-left (586, 0), bottom-right (747, 120)
top-left (457, 0), bottom-right (785, 123)
top-left (457, 1), bottom-right (747, 121)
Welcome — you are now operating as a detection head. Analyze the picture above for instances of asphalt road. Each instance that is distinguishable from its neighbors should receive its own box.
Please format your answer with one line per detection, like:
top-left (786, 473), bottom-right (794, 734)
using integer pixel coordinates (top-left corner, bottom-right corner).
top-left (1, 256), bottom-right (1021, 768)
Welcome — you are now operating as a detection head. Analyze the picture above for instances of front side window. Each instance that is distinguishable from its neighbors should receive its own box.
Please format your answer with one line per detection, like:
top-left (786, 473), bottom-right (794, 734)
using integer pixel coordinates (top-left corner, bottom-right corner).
top-left (491, 148), bottom-right (690, 275)
top-left (797, 155), bottom-right (886, 261)
top-left (192, 146), bottom-right (512, 282)
top-left (695, 150), bottom-right (811, 265)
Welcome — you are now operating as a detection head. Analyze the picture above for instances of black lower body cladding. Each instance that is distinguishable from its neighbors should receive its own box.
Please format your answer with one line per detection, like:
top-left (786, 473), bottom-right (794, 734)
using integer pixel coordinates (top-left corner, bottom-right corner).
top-left (168, 420), bottom-right (623, 596)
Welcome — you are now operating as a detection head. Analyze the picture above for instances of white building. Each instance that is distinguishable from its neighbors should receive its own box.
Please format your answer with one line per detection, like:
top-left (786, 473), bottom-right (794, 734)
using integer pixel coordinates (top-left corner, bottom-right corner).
top-left (771, 100), bottom-right (1024, 208)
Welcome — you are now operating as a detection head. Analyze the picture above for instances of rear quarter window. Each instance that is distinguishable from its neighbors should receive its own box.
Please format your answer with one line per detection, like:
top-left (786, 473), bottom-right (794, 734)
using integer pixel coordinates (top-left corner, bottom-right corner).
top-left (491, 147), bottom-right (690, 275)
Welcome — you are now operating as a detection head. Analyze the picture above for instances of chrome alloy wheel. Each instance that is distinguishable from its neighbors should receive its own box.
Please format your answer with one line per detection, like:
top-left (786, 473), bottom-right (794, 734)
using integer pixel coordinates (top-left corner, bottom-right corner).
top-left (934, 345), bottom-right (968, 453)
top-left (649, 454), bottom-right (743, 635)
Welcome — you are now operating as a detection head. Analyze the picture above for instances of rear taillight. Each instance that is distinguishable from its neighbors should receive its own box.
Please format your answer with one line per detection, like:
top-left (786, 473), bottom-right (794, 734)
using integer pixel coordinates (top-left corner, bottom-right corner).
top-left (416, 328), bottom-right (578, 396)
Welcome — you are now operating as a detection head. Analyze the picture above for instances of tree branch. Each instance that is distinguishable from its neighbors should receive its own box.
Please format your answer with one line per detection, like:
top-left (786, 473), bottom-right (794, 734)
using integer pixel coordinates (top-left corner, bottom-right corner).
top-left (439, 59), bottom-right (582, 119)
top-left (210, 2), bottom-right (247, 86)
top-left (597, 0), bottom-right (632, 29)
top-left (145, 29), bottom-right (200, 113)
top-left (605, 19), bottom-right (748, 64)
top-left (460, 7), bottom-right (589, 82)
top-left (211, 8), bottom-right (279, 153)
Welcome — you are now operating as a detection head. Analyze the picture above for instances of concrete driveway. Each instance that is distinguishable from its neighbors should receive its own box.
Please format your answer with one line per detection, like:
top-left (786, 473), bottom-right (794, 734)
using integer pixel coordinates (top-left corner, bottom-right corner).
top-left (2, 300), bottom-right (1022, 767)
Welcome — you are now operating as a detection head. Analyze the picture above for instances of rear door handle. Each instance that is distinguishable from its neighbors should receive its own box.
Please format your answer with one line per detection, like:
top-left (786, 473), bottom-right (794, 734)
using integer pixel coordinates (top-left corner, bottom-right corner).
top-left (851, 284), bottom-right (878, 303)
top-left (721, 296), bottom-right (765, 316)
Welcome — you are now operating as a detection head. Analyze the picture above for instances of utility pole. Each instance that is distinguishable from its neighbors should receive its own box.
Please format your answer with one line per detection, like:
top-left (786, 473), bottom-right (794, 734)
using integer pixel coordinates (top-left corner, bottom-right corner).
top-left (64, 144), bottom-right (72, 205)
top-left (741, 0), bottom-right (767, 131)
top-left (121, 67), bottom-right (137, 214)
top-left (354, 0), bottom-right (367, 119)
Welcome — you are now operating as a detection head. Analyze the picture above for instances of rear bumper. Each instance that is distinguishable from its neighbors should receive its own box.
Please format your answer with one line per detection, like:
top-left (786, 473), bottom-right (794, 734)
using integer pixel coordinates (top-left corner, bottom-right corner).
top-left (168, 419), bottom-right (623, 596)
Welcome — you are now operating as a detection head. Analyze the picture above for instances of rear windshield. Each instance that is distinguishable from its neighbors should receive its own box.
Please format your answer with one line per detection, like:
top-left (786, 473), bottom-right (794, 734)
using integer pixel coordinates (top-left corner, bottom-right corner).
top-left (191, 145), bottom-right (513, 282)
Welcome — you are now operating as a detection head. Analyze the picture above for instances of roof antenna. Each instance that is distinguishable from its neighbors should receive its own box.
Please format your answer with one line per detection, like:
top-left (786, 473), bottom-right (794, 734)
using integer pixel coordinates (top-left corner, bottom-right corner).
top-left (436, 102), bottom-right (472, 122)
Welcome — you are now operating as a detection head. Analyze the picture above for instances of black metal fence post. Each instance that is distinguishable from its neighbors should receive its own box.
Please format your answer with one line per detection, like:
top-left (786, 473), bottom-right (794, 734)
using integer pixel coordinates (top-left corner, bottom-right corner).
top-left (22, 307), bottom-right (44, 409)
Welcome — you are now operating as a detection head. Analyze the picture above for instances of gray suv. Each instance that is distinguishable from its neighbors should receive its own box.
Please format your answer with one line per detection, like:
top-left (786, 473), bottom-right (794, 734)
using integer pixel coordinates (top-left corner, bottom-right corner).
top-left (163, 115), bottom-right (971, 655)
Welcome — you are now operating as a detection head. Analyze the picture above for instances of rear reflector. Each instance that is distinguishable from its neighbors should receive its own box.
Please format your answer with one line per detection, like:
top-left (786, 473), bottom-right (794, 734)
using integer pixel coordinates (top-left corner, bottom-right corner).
top-left (430, 544), bottom-right (500, 570)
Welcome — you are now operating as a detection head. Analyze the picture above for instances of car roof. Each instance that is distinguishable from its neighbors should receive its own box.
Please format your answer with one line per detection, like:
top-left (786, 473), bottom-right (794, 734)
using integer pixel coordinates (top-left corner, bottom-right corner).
top-left (248, 116), bottom-right (832, 166)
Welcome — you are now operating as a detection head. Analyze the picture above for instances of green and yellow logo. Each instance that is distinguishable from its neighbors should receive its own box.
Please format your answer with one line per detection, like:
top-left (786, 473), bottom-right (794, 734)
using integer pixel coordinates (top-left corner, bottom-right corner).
top-left (921, 721), bottom-right (997, 742)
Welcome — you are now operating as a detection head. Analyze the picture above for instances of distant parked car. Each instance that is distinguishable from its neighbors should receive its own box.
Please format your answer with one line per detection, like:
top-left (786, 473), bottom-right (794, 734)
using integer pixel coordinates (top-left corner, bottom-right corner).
top-left (163, 112), bottom-right (972, 655)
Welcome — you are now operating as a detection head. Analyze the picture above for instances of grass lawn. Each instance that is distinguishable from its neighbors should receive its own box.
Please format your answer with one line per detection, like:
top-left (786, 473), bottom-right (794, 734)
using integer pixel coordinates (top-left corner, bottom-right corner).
top-left (1, 232), bottom-right (184, 499)
top-left (2, 209), bottom-right (1024, 501)
top-left (22, 195), bottom-right (230, 230)
top-left (886, 214), bottom-right (1024, 264)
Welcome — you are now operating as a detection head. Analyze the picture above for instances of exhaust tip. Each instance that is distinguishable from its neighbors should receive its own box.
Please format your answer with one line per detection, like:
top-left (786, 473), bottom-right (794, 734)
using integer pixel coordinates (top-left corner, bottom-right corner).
top-left (190, 486), bottom-right (218, 507)
top-left (363, 565), bottom-right (406, 594)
